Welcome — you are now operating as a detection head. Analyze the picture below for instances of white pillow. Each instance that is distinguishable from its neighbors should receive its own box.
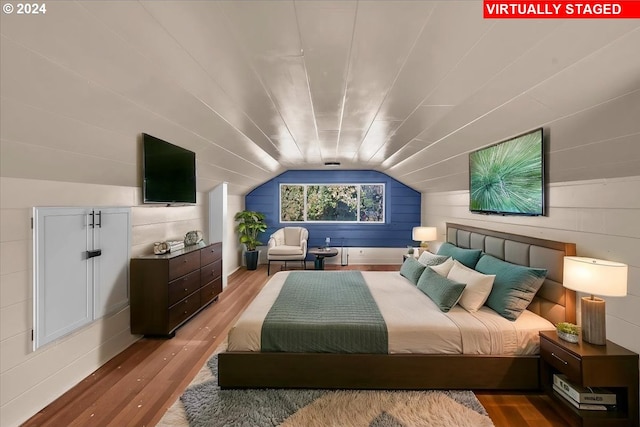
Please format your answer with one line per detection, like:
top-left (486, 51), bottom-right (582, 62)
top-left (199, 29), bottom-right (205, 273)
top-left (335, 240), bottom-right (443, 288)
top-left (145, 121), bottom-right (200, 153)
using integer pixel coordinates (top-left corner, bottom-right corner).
top-left (429, 257), bottom-right (455, 277)
top-left (417, 251), bottom-right (448, 266)
top-left (447, 260), bottom-right (495, 312)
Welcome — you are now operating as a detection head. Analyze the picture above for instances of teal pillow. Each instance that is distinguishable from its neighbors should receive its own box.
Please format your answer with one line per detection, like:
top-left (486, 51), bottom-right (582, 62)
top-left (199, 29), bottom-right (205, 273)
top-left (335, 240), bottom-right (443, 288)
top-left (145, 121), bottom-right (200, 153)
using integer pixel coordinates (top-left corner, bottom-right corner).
top-left (416, 268), bottom-right (466, 312)
top-left (475, 254), bottom-right (547, 320)
top-left (436, 242), bottom-right (482, 269)
top-left (400, 257), bottom-right (426, 285)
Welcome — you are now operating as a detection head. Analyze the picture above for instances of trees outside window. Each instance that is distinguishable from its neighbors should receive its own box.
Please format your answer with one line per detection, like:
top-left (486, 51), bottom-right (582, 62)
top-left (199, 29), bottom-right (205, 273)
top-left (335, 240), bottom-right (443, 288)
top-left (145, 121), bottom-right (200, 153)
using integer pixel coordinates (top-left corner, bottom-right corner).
top-left (280, 184), bottom-right (385, 223)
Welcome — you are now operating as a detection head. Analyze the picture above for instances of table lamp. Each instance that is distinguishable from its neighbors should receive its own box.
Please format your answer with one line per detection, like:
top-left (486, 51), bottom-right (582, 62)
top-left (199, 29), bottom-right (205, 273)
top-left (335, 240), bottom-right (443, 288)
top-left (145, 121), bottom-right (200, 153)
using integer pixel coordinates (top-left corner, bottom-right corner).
top-left (412, 226), bottom-right (437, 253)
top-left (563, 256), bottom-right (628, 345)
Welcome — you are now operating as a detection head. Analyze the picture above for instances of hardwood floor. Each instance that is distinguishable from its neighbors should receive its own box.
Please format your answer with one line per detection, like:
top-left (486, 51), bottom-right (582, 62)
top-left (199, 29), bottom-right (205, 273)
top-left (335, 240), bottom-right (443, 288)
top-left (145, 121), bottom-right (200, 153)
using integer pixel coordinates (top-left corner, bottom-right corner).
top-left (22, 264), bottom-right (568, 427)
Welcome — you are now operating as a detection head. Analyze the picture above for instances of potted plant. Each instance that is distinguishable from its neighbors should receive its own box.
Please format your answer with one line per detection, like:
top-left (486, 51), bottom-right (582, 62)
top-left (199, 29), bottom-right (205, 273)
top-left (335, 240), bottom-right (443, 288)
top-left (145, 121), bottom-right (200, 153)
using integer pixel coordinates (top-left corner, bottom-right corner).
top-left (234, 210), bottom-right (267, 270)
top-left (556, 322), bottom-right (579, 343)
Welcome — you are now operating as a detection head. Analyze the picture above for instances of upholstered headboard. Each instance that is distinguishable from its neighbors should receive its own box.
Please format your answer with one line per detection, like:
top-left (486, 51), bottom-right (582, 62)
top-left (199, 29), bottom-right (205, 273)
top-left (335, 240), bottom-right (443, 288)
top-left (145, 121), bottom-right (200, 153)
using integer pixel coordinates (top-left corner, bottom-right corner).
top-left (446, 223), bottom-right (577, 325)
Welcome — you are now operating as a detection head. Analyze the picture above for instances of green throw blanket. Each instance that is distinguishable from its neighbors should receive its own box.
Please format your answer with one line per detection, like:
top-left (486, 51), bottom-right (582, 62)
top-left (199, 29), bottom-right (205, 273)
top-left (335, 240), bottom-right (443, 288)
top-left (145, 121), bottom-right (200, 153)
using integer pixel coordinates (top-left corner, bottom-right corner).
top-left (261, 271), bottom-right (388, 353)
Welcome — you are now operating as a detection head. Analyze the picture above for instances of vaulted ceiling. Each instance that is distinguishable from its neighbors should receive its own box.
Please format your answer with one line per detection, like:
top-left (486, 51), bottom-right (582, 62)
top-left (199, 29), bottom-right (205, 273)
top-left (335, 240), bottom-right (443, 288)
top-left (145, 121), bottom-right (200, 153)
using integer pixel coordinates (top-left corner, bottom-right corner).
top-left (1, 1), bottom-right (639, 196)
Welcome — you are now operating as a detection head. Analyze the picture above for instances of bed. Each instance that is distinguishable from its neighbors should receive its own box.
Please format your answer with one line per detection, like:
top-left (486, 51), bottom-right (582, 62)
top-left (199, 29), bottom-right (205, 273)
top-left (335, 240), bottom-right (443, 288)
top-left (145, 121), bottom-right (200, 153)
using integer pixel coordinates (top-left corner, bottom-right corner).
top-left (219, 223), bottom-right (577, 390)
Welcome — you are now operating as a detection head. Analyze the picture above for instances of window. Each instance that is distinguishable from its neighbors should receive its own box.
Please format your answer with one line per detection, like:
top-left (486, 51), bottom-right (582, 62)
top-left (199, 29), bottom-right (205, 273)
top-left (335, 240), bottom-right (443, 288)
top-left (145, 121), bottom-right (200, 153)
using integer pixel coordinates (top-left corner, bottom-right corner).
top-left (280, 184), bottom-right (385, 223)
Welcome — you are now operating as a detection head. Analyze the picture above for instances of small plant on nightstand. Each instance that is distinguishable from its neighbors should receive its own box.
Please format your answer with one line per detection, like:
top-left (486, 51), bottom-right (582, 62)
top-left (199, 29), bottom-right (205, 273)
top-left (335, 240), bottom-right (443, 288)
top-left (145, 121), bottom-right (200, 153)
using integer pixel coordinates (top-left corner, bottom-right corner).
top-left (556, 322), bottom-right (579, 343)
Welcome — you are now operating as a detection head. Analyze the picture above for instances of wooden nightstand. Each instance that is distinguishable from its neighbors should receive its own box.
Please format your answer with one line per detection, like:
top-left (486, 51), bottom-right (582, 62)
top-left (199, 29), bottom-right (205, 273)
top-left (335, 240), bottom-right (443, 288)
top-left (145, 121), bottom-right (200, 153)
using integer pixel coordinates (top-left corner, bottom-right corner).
top-left (539, 330), bottom-right (639, 427)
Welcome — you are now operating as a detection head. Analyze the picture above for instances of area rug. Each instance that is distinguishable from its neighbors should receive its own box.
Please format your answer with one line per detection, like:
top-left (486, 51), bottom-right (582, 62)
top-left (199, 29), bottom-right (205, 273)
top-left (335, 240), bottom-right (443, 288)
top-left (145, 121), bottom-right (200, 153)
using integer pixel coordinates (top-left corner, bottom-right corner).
top-left (158, 347), bottom-right (494, 427)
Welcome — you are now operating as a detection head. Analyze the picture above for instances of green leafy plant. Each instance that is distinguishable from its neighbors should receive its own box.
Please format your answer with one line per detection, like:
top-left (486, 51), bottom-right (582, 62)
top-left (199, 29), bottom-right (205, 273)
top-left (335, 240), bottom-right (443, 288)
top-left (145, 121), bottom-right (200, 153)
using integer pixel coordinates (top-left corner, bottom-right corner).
top-left (234, 210), bottom-right (267, 251)
top-left (556, 322), bottom-right (579, 336)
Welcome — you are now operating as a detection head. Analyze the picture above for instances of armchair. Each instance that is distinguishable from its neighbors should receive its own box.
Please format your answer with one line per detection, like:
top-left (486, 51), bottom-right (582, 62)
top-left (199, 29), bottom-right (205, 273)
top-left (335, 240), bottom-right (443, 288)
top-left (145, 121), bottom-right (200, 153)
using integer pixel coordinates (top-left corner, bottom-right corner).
top-left (267, 227), bottom-right (309, 275)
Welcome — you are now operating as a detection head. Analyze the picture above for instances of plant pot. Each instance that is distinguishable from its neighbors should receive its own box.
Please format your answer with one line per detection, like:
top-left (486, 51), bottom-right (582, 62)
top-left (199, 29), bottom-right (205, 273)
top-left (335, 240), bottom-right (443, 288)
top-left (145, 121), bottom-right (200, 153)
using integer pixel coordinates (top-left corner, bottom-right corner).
top-left (244, 250), bottom-right (259, 270)
top-left (557, 331), bottom-right (579, 343)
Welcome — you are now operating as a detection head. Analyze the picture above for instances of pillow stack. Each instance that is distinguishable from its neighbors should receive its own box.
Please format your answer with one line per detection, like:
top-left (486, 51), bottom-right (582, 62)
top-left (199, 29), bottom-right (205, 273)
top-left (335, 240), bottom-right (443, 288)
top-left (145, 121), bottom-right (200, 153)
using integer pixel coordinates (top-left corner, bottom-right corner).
top-left (400, 243), bottom-right (546, 319)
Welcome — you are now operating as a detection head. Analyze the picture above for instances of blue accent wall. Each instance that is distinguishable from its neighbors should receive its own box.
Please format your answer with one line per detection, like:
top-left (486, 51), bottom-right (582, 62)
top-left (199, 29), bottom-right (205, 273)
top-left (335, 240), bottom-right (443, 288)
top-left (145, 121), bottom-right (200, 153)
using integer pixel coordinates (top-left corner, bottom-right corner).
top-left (245, 170), bottom-right (421, 248)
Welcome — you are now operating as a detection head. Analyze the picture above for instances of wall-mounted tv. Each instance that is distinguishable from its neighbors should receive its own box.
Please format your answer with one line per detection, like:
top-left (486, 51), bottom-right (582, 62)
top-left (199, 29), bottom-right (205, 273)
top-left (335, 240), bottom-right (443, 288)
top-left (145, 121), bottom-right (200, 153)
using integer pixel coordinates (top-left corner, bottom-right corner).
top-left (142, 133), bottom-right (196, 204)
top-left (469, 128), bottom-right (544, 216)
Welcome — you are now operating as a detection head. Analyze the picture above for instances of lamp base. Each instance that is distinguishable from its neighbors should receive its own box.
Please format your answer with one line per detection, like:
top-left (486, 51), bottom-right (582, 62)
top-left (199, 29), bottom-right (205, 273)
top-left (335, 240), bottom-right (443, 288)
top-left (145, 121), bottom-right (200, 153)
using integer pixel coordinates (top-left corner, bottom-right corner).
top-left (419, 242), bottom-right (429, 254)
top-left (581, 296), bottom-right (606, 345)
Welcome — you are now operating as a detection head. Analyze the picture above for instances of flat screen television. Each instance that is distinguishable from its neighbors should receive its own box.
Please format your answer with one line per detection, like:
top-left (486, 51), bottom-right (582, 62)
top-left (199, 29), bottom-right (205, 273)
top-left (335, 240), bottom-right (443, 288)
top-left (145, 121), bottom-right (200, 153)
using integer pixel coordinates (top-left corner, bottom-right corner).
top-left (142, 133), bottom-right (196, 204)
top-left (469, 128), bottom-right (544, 216)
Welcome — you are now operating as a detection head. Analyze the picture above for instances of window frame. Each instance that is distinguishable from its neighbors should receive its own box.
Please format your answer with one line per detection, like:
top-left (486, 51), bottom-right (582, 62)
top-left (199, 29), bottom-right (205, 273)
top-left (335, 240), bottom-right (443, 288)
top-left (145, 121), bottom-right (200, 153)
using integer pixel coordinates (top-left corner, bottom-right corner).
top-left (279, 183), bottom-right (386, 224)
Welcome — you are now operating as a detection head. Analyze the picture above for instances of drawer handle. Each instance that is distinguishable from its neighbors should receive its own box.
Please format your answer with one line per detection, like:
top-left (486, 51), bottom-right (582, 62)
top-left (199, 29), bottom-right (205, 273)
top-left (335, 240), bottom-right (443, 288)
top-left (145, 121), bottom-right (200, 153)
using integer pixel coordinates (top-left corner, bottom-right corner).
top-left (551, 352), bottom-right (568, 365)
top-left (183, 259), bottom-right (188, 263)
top-left (184, 288), bottom-right (188, 291)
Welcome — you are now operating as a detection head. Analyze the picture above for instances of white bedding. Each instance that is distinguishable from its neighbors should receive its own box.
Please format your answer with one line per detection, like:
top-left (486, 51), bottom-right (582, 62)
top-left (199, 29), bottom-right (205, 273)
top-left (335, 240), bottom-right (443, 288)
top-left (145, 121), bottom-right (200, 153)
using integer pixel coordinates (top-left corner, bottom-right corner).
top-left (227, 271), bottom-right (554, 355)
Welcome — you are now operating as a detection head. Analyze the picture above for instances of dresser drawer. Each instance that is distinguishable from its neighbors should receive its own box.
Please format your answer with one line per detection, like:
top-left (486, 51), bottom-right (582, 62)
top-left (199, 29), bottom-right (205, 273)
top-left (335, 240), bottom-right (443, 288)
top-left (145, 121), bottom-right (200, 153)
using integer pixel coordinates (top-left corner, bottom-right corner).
top-left (201, 259), bottom-right (222, 285)
top-left (541, 337), bottom-right (582, 382)
top-left (201, 278), bottom-right (223, 306)
top-left (168, 292), bottom-right (200, 330)
top-left (168, 270), bottom-right (200, 307)
top-left (168, 250), bottom-right (200, 281)
top-left (201, 242), bottom-right (222, 266)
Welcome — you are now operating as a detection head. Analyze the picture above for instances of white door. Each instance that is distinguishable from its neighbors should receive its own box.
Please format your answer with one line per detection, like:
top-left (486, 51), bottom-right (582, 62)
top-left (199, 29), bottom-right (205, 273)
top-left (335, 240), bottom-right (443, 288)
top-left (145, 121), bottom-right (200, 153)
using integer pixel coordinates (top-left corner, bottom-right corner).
top-left (34, 208), bottom-right (93, 349)
top-left (93, 208), bottom-right (130, 318)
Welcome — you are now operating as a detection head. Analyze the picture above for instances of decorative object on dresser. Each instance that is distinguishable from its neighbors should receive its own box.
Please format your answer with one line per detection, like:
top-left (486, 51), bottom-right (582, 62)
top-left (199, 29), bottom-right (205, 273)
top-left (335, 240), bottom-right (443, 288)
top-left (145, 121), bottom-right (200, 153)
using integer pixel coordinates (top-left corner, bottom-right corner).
top-left (184, 230), bottom-right (204, 246)
top-left (412, 226), bottom-right (437, 253)
top-left (562, 257), bottom-right (628, 345)
top-left (130, 242), bottom-right (222, 337)
top-left (539, 330), bottom-right (639, 427)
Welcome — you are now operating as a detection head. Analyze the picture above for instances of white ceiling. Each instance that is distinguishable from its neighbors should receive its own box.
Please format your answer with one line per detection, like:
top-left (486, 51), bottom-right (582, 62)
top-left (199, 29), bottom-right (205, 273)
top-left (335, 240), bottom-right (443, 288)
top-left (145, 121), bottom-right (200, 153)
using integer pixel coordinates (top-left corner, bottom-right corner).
top-left (1, 1), bottom-right (639, 195)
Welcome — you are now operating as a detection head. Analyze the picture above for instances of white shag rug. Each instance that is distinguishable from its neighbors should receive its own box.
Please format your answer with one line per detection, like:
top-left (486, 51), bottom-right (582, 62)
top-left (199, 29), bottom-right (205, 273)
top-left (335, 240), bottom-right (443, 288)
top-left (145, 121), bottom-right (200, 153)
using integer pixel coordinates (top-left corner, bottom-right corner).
top-left (158, 346), bottom-right (494, 427)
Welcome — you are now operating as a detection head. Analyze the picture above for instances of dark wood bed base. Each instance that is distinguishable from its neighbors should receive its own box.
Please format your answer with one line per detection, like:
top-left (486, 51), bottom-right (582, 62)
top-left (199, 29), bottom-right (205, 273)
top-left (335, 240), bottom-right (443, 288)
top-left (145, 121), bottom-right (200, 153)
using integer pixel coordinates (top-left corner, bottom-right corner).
top-left (219, 223), bottom-right (576, 390)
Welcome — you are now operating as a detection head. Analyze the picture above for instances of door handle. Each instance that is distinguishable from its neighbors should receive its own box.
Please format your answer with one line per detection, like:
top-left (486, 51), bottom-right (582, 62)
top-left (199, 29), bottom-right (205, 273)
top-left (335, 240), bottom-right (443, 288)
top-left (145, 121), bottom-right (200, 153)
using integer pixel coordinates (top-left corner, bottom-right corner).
top-left (86, 249), bottom-right (102, 259)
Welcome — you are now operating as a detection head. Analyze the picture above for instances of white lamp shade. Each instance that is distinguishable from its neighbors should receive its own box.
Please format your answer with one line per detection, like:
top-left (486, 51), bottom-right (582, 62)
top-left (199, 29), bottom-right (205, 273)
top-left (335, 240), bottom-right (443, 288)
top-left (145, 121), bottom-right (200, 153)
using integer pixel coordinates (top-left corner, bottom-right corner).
top-left (412, 226), bottom-right (437, 242)
top-left (563, 256), bottom-right (628, 297)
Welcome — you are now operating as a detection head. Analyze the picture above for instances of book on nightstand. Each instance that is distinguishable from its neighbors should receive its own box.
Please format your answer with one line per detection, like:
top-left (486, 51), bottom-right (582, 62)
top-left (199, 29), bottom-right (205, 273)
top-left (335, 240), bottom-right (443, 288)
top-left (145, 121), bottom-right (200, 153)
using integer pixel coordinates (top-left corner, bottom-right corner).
top-left (553, 374), bottom-right (617, 405)
top-left (552, 384), bottom-right (615, 411)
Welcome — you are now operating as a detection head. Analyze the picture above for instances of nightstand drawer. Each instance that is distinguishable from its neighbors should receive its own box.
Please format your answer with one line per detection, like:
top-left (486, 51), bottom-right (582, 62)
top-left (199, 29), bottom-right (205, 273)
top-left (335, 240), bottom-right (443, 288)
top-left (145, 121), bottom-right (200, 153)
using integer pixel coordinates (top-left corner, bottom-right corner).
top-left (541, 337), bottom-right (582, 381)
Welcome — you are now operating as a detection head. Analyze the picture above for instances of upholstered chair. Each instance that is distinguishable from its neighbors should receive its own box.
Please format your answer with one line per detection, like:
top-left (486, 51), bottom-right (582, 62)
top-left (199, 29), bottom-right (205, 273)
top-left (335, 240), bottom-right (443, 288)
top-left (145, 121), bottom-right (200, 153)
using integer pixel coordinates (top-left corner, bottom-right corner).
top-left (267, 227), bottom-right (309, 275)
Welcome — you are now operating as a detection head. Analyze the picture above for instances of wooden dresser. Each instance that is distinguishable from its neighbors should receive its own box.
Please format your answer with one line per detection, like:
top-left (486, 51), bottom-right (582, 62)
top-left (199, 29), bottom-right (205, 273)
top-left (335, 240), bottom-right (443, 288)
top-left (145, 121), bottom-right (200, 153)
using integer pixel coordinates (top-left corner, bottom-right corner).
top-left (130, 242), bottom-right (222, 337)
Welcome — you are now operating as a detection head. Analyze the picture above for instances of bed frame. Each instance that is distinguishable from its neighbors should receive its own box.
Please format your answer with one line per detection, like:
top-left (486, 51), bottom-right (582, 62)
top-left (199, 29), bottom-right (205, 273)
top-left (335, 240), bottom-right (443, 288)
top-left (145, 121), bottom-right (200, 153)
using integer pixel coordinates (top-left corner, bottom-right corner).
top-left (218, 223), bottom-right (576, 390)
